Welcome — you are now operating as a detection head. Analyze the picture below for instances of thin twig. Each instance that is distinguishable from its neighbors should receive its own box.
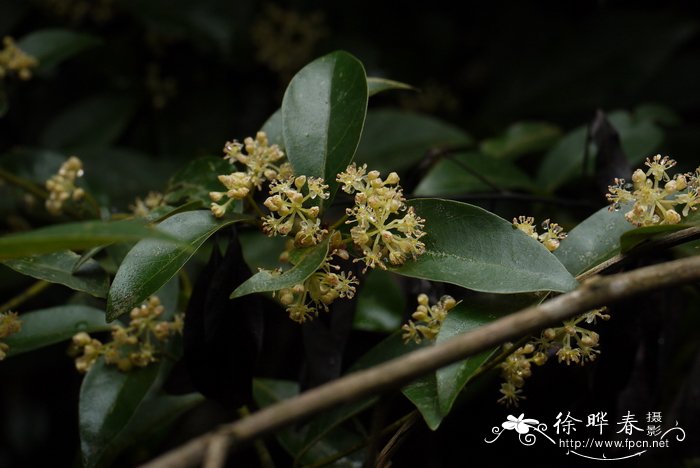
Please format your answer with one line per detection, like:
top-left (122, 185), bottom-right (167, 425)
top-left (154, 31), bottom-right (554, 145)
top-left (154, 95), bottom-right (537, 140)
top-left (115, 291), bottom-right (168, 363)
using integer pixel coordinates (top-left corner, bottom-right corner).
top-left (140, 254), bottom-right (700, 468)
top-left (375, 411), bottom-right (419, 468)
top-left (0, 280), bottom-right (51, 313)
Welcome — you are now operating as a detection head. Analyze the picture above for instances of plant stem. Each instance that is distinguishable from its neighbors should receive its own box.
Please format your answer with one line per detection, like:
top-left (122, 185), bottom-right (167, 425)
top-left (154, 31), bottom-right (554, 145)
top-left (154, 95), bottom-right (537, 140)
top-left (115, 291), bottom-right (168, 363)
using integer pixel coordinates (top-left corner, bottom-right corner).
top-left (329, 214), bottom-right (349, 231)
top-left (140, 254), bottom-right (700, 468)
top-left (0, 280), bottom-right (51, 313)
top-left (246, 194), bottom-right (266, 219)
top-left (0, 167), bottom-right (48, 200)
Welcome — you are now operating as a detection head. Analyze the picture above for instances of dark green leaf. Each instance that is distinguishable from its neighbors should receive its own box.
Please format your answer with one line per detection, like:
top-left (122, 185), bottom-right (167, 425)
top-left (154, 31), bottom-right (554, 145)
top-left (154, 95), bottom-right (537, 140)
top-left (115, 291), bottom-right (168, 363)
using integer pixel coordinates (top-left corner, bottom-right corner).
top-left (395, 199), bottom-right (579, 293)
top-left (435, 306), bottom-right (498, 415)
top-left (634, 103), bottom-right (681, 127)
top-left (353, 269), bottom-right (404, 332)
top-left (164, 157), bottom-right (233, 206)
top-left (355, 110), bottom-right (473, 173)
top-left (18, 29), bottom-right (100, 71)
top-left (0, 219), bottom-right (179, 261)
top-left (4, 305), bottom-right (109, 357)
top-left (620, 224), bottom-right (692, 253)
top-left (231, 237), bottom-right (329, 299)
top-left (402, 374), bottom-right (441, 429)
top-left (3, 251), bottom-right (109, 297)
top-left (239, 231), bottom-right (286, 270)
top-left (480, 121), bottom-right (561, 160)
top-left (40, 95), bottom-right (137, 152)
top-left (252, 379), bottom-right (364, 464)
top-left (367, 77), bottom-right (414, 96)
top-left (80, 360), bottom-right (161, 467)
top-left (554, 206), bottom-right (632, 276)
top-left (413, 151), bottom-right (534, 196)
top-left (107, 211), bottom-right (249, 320)
top-left (282, 50), bottom-right (368, 200)
top-left (80, 280), bottom-right (180, 467)
top-left (607, 111), bottom-right (664, 165)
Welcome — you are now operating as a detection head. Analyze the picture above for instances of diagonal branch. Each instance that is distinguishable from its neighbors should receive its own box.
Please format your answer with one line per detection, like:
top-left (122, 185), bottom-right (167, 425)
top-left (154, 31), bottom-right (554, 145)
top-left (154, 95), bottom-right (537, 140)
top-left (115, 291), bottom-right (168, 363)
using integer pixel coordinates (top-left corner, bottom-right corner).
top-left (141, 254), bottom-right (700, 468)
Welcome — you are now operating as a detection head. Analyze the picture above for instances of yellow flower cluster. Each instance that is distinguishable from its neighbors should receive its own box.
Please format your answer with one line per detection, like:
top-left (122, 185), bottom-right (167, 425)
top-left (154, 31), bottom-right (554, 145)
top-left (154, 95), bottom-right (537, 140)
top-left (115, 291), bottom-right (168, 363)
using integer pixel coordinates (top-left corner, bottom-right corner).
top-left (0, 312), bottom-right (22, 360)
top-left (402, 294), bottom-right (457, 344)
top-left (210, 131), bottom-right (292, 217)
top-left (512, 215), bottom-right (567, 252)
top-left (70, 296), bottom-right (183, 373)
top-left (130, 191), bottom-right (164, 217)
top-left (338, 164), bottom-right (426, 270)
top-left (0, 37), bottom-right (38, 81)
top-left (263, 175), bottom-right (329, 246)
top-left (45, 156), bottom-right (85, 215)
top-left (498, 308), bottom-right (609, 406)
top-left (277, 242), bottom-right (358, 323)
top-left (607, 155), bottom-right (700, 226)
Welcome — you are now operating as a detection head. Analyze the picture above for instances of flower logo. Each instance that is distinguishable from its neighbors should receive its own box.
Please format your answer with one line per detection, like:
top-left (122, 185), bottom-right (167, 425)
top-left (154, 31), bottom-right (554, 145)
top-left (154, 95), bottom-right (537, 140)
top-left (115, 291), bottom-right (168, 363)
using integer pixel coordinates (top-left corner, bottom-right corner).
top-left (502, 414), bottom-right (540, 434)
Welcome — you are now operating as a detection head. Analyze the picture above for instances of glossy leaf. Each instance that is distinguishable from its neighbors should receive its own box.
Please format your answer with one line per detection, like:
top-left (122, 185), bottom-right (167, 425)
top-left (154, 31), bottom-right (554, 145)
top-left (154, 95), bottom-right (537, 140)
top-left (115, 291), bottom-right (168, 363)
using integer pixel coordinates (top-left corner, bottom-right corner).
top-left (395, 199), bottom-right (579, 293)
top-left (282, 50), bottom-right (368, 199)
top-left (18, 29), bottom-right (100, 71)
top-left (554, 206), bottom-right (632, 276)
top-left (0, 219), bottom-right (178, 261)
top-left (261, 109), bottom-right (284, 147)
top-left (353, 269), bottom-right (405, 332)
top-left (479, 121), bottom-right (561, 160)
top-left (355, 110), bottom-right (473, 173)
top-left (3, 251), bottom-right (109, 297)
top-left (231, 237), bottom-right (329, 299)
top-left (80, 280), bottom-right (180, 467)
top-left (239, 231), bottom-right (286, 270)
top-left (164, 157), bottom-right (233, 206)
top-left (4, 305), bottom-right (110, 357)
top-left (107, 211), bottom-right (249, 320)
top-left (367, 77), bottom-right (414, 96)
top-left (80, 360), bottom-right (161, 467)
top-left (414, 151), bottom-right (534, 196)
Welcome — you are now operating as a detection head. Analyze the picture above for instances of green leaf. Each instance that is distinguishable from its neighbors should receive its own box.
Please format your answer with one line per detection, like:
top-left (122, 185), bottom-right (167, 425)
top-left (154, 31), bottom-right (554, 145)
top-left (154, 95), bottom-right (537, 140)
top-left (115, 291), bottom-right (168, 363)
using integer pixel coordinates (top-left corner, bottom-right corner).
top-left (402, 373), bottom-right (442, 429)
top-left (619, 224), bottom-right (692, 253)
top-left (435, 306), bottom-right (497, 415)
top-left (164, 157), bottom-right (233, 206)
top-left (0, 219), bottom-right (178, 261)
top-left (282, 50), bottom-right (368, 200)
top-left (554, 206), bottom-right (633, 276)
top-left (239, 231), bottom-right (286, 270)
top-left (367, 77), bottom-right (414, 96)
top-left (80, 360), bottom-right (161, 467)
top-left (480, 121), bottom-right (561, 160)
top-left (4, 305), bottom-right (110, 357)
top-left (395, 199), bottom-right (579, 293)
top-left (17, 29), bottom-right (100, 71)
top-left (413, 151), bottom-right (535, 196)
top-left (537, 111), bottom-right (665, 192)
top-left (261, 109), bottom-right (284, 147)
top-left (252, 379), bottom-right (364, 465)
top-left (40, 95), bottom-right (137, 152)
top-left (355, 110), bottom-right (473, 173)
top-left (231, 237), bottom-right (329, 299)
top-left (107, 211), bottom-right (249, 320)
top-left (80, 280), bottom-right (180, 467)
top-left (353, 269), bottom-right (405, 332)
top-left (3, 251), bottom-right (109, 298)
top-left (634, 103), bottom-right (681, 127)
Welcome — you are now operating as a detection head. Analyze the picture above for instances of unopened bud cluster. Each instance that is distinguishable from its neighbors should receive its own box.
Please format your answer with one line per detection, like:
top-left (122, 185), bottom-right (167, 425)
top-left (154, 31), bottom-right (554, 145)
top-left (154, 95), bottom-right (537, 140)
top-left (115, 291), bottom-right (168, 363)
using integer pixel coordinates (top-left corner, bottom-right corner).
top-left (275, 242), bottom-right (358, 323)
top-left (0, 312), bottom-right (22, 360)
top-left (0, 37), bottom-right (37, 81)
top-left (210, 131), bottom-right (292, 217)
top-left (498, 308), bottom-right (609, 406)
top-left (338, 163), bottom-right (426, 270)
top-left (263, 175), bottom-right (329, 246)
top-left (512, 215), bottom-right (567, 252)
top-left (69, 296), bottom-right (183, 373)
top-left (607, 155), bottom-right (700, 226)
top-left (130, 191), bottom-right (164, 217)
top-left (45, 156), bottom-right (85, 215)
top-left (402, 294), bottom-right (457, 344)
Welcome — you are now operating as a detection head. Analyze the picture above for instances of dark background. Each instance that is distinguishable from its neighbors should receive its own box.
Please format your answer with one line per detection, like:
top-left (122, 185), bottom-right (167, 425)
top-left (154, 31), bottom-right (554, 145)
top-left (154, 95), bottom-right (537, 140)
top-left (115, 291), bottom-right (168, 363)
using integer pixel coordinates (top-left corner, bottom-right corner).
top-left (1, 1), bottom-right (700, 467)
